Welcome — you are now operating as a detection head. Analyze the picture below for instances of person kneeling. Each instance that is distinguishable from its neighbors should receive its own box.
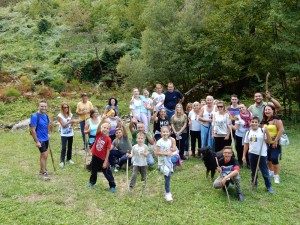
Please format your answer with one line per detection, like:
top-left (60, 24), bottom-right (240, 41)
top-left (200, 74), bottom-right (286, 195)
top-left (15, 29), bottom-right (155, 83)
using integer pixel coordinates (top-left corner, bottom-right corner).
top-left (213, 146), bottom-right (244, 201)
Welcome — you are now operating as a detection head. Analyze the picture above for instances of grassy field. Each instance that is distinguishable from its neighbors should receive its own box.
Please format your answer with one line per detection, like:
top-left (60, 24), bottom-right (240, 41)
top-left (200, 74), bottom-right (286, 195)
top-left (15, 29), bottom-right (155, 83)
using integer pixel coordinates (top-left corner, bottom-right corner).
top-left (0, 126), bottom-right (299, 225)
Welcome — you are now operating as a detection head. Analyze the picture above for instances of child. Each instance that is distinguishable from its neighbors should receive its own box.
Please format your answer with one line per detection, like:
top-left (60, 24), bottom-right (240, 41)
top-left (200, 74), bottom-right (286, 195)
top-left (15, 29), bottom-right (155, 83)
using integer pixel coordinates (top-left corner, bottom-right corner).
top-left (242, 116), bottom-right (274, 194)
top-left (127, 133), bottom-right (149, 190)
top-left (151, 84), bottom-right (165, 112)
top-left (87, 121), bottom-right (116, 192)
top-left (155, 126), bottom-right (176, 202)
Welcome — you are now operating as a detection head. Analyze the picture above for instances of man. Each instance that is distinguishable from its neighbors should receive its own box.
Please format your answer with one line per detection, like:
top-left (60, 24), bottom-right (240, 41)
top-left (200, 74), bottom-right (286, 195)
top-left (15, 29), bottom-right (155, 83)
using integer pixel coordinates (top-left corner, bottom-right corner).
top-left (248, 91), bottom-right (281, 122)
top-left (129, 121), bottom-right (155, 166)
top-left (213, 146), bottom-right (244, 201)
top-left (163, 83), bottom-right (184, 120)
top-left (227, 94), bottom-right (239, 144)
top-left (76, 93), bottom-right (93, 149)
top-left (30, 100), bottom-right (50, 180)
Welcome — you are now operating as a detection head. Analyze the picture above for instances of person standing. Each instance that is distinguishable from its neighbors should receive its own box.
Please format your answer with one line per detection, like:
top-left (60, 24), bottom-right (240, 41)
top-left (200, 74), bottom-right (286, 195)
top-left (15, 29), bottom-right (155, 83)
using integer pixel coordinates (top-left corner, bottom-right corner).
top-left (151, 83), bottom-right (165, 112)
top-left (227, 94), bottom-right (239, 143)
top-left (199, 96), bottom-right (214, 149)
top-left (140, 88), bottom-right (154, 132)
top-left (76, 93), bottom-right (93, 149)
top-left (104, 97), bottom-right (118, 115)
top-left (163, 83), bottom-right (184, 120)
top-left (30, 100), bottom-right (50, 180)
top-left (248, 91), bottom-right (281, 122)
top-left (188, 102), bottom-right (201, 157)
top-left (84, 108), bottom-right (101, 149)
top-left (152, 108), bottom-right (170, 141)
top-left (58, 102), bottom-right (76, 168)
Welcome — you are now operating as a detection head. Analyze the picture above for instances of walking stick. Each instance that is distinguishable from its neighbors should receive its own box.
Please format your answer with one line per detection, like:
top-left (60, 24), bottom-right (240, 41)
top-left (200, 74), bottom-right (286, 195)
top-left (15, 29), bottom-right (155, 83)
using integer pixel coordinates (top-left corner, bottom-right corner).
top-left (215, 157), bottom-right (231, 209)
top-left (229, 125), bottom-right (236, 154)
top-left (251, 129), bottom-right (265, 191)
top-left (126, 151), bottom-right (129, 189)
top-left (48, 141), bottom-right (56, 172)
top-left (266, 72), bottom-right (270, 92)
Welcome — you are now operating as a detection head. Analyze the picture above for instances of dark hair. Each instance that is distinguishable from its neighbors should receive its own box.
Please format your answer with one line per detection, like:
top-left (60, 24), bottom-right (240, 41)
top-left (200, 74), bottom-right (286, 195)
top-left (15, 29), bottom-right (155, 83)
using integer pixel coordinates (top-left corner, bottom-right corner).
top-left (231, 94), bottom-right (238, 98)
top-left (262, 104), bottom-right (278, 125)
top-left (40, 100), bottom-right (47, 104)
top-left (81, 93), bottom-right (88, 97)
top-left (108, 97), bottom-right (118, 106)
top-left (90, 108), bottom-right (98, 118)
top-left (111, 109), bottom-right (117, 116)
top-left (251, 116), bottom-right (260, 122)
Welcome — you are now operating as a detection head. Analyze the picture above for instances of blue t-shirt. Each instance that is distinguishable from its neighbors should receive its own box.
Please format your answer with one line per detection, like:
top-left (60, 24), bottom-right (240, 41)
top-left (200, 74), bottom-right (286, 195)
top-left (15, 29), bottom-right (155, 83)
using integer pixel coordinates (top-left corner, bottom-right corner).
top-left (105, 105), bottom-right (119, 113)
top-left (163, 90), bottom-right (183, 110)
top-left (30, 113), bottom-right (50, 142)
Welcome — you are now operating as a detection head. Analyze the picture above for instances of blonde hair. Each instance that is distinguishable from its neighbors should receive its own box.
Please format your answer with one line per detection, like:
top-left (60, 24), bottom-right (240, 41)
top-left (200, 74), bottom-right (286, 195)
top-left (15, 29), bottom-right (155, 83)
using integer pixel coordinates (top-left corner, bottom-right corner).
top-left (137, 132), bottom-right (146, 139)
top-left (60, 102), bottom-right (71, 117)
top-left (161, 126), bottom-right (170, 133)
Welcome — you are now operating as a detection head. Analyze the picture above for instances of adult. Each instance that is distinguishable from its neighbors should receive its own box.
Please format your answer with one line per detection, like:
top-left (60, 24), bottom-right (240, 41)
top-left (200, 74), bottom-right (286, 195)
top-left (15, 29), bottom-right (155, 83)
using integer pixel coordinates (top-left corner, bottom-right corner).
top-left (199, 95), bottom-right (214, 149)
top-left (130, 88), bottom-right (147, 130)
top-left (58, 102), bottom-right (76, 168)
top-left (76, 93), bottom-right (93, 149)
top-left (213, 146), bottom-right (244, 201)
top-left (151, 83), bottom-right (165, 112)
top-left (171, 103), bottom-right (188, 160)
top-left (212, 101), bottom-right (231, 152)
top-left (233, 104), bottom-right (252, 167)
top-left (140, 88), bottom-right (153, 132)
top-left (104, 97), bottom-right (118, 115)
top-left (248, 91), bottom-right (281, 122)
top-left (152, 108), bottom-right (170, 141)
top-left (84, 108), bottom-right (100, 149)
top-left (227, 94), bottom-right (239, 143)
top-left (163, 83), bottom-right (184, 120)
top-left (129, 121), bottom-right (155, 166)
top-left (188, 101), bottom-right (201, 157)
top-left (30, 100), bottom-right (50, 180)
top-left (109, 123), bottom-right (132, 172)
top-left (184, 103), bottom-right (193, 155)
top-left (103, 110), bottom-right (121, 141)
top-left (261, 104), bottom-right (284, 184)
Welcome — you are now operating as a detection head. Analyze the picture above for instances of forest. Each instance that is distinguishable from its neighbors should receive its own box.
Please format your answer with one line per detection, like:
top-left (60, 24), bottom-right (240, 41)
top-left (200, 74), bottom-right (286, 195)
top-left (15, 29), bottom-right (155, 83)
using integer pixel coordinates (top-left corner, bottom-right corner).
top-left (0, 0), bottom-right (299, 116)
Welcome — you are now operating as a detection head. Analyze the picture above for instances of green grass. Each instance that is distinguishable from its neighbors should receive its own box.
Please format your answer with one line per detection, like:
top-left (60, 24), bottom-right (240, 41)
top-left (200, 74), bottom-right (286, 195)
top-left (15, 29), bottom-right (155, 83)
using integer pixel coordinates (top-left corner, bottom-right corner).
top-left (0, 127), bottom-right (299, 224)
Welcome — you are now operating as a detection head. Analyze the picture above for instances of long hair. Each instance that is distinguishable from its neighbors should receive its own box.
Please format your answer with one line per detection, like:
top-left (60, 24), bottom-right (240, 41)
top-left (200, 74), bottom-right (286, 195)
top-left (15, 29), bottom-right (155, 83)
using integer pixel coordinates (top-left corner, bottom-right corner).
top-left (108, 97), bottom-right (118, 106)
top-left (173, 103), bottom-right (185, 121)
top-left (262, 104), bottom-right (278, 125)
top-left (60, 102), bottom-right (71, 117)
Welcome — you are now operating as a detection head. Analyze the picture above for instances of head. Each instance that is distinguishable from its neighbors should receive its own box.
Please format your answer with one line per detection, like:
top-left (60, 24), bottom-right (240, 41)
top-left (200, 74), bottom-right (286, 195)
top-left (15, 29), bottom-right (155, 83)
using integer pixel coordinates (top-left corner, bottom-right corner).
top-left (81, 93), bottom-right (88, 103)
top-left (136, 122), bottom-right (145, 132)
top-left (250, 116), bottom-right (260, 130)
top-left (159, 108), bottom-right (167, 118)
top-left (206, 95), bottom-right (214, 106)
top-left (186, 103), bottom-right (193, 112)
top-left (231, 94), bottom-right (239, 106)
top-left (200, 99), bottom-right (206, 107)
top-left (143, 88), bottom-right (150, 98)
top-left (136, 132), bottom-right (146, 145)
top-left (97, 122), bottom-right (111, 135)
top-left (155, 84), bottom-right (163, 94)
top-left (161, 126), bottom-right (170, 139)
top-left (222, 146), bottom-right (233, 161)
top-left (254, 92), bottom-right (263, 104)
top-left (193, 101), bottom-right (200, 111)
top-left (61, 102), bottom-right (71, 116)
top-left (108, 97), bottom-right (118, 106)
top-left (238, 104), bottom-right (247, 114)
top-left (213, 99), bottom-right (219, 105)
top-left (263, 104), bottom-right (277, 121)
top-left (167, 83), bottom-right (174, 93)
top-left (115, 127), bottom-right (123, 139)
top-left (216, 101), bottom-right (226, 112)
top-left (175, 103), bottom-right (184, 116)
top-left (132, 88), bottom-right (140, 98)
top-left (39, 100), bottom-right (47, 114)
top-left (90, 108), bottom-right (99, 118)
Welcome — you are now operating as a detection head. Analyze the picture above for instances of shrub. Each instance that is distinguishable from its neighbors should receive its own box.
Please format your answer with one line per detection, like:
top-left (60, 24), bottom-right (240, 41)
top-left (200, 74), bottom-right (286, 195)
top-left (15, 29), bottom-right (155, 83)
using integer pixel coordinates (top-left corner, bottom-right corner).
top-left (5, 87), bottom-right (21, 97)
top-left (36, 85), bottom-right (54, 99)
top-left (49, 78), bottom-right (66, 93)
top-left (18, 75), bottom-right (34, 92)
top-left (37, 18), bottom-right (51, 34)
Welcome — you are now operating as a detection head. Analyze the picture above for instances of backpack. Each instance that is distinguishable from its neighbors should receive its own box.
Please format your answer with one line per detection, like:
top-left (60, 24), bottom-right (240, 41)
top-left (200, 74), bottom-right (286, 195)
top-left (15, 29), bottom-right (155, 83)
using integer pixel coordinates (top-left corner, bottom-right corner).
top-left (29, 112), bottom-right (49, 135)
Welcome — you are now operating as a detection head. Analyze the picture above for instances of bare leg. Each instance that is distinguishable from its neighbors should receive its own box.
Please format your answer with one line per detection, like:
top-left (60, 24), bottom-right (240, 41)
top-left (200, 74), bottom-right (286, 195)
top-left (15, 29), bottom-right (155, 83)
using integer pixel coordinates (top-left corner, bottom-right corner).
top-left (40, 151), bottom-right (48, 173)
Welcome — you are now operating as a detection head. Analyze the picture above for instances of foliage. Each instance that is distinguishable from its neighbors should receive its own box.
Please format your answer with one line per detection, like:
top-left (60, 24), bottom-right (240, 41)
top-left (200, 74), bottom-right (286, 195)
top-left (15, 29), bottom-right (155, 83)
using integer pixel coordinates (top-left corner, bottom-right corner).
top-left (5, 87), bottom-right (21, 97)
top-left (49, 78), bottom-right (67, 93)
top-left (37, 18), bottom-right (52, 34)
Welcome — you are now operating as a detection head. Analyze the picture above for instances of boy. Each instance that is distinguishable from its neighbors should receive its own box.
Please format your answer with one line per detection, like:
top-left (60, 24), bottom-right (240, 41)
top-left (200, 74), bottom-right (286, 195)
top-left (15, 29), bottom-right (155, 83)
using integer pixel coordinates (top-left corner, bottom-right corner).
top-left (127, 133), bottom-right (149, 190)
top-left (242, 116), bottom-right (274, 194)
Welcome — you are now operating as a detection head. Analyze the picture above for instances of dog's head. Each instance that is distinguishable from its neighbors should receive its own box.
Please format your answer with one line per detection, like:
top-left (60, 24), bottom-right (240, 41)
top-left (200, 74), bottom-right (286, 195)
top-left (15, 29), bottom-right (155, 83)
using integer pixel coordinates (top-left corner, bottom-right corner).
top-left (198, 146), bottom-right (212, 157)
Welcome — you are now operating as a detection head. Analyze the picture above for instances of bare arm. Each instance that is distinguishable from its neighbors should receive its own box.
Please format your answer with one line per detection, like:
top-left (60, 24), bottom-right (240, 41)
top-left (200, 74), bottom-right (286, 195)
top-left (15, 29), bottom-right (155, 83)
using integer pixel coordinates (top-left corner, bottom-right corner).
top-left (266, 91), bottom-right (281, 109)
top-left (129, 120), bottom-right (135, 134)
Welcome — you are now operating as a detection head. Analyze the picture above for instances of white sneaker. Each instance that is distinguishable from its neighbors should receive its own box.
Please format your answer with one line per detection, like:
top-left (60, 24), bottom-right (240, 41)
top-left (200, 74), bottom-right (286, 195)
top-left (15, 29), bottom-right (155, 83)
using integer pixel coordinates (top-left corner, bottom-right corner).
top-left (165, 193), bottom-right (173, 202)
top-left (67, 160), bottom-right (75, 165)
top-left (114, 167), bottom-right (119, 172)
top-left (274, 175), bottom-right (280, 184)
top-left (59, 162), bottom-right (64, 168)
top-left (269, 170), bottom-right (274, 177)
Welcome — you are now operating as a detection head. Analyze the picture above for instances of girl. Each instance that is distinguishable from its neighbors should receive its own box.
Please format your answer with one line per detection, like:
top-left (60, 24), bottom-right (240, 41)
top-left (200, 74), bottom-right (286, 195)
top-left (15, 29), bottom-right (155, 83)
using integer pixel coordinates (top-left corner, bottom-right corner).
top-left (140, 88), bottom-right (153, 132)
top-left (104, 97), bottom-right (118, 115)
top-left (84, 108), bottom-right (100, 149)
top-left (58, 102), bottom-right (76, 168)
top-left (156, 126), bottom-right (176, 202)
top-left (104, 110), bottom-right (122, 141)
top-left (151, 83), bottom-right (165, 112)
top-left (152, 108), bottom-right (170, 141)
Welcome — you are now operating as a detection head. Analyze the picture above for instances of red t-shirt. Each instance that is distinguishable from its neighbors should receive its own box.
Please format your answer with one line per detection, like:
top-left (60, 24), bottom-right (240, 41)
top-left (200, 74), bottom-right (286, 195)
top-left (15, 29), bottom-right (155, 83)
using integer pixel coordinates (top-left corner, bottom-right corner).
top-left (91, 132), bottom-right (112, 160)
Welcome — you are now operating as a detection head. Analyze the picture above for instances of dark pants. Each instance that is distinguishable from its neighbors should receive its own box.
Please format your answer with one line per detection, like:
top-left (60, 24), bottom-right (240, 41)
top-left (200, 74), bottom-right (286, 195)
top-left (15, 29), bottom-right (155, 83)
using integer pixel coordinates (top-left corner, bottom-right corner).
top-left (236, 135), bottom-right (249, 166)
top-left (267, 144), bottom-right (281, 165)
top-left (174, 133), bottom-right (188, 158)
top-left (109, 150), bottom-right (128, 168)
top-left (214, 136), bottom-right (230, 152)
top-left (248, 153), bottom-right (272, 188)
top-left (89, 154), bottom-right (116, 188)
top-left (130, 166), bottom-right (147, 188)
top-left (190, 130), bottom-right (201, 155)
top-left (165, 173), bottom-right (171, 193)
top-left (184, 127), bottom-right (190, 152)
top-left (79, 120), bottom-right (86, 147)
top-left (60, 136), bottom-right (73, 162)
top-left (154, 134), bottom-right (161, 141)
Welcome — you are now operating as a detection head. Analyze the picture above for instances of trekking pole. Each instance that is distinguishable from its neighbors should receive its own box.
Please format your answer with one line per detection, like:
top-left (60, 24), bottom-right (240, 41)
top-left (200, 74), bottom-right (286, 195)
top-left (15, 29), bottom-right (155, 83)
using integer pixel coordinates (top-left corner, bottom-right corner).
top-left (230, 125), bottom-right (236, 154)
top-left (251, 129), bottom-right (265, 192)
top-left (215, 157), bottom-right (231, 210)
top-left (126, 150), bottom-right (129, 189)
top-left (48, 141), bottom-right (56, 172)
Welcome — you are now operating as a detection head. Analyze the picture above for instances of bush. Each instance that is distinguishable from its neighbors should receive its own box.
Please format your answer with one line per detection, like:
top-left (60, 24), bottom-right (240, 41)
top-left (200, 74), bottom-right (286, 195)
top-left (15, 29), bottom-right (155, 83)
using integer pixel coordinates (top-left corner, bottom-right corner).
top-left (5, 87), bottom-right (21, 97)
top-left (18, 75), bottom-right (34, 92)
top-left (49, 78), bottom-right (67, 93)
top-left (36, 85), bottom-right (54, 99)
top-left (37, 18), bottom-right (51, 34)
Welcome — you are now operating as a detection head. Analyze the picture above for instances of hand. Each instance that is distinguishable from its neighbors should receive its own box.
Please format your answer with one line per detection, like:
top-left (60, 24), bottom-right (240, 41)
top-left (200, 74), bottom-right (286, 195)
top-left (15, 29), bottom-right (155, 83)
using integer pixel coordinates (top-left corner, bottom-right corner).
top-left (265, 91), bottom-right (271, 99)
top-left (242, 156), bottom-right (246, 164)
top-left (143, 152), bottom-right (148, 157)
top-left (217, 166), bottom-right (221, 173)
top-left (166, 151), bottom-right (173, 156)
top-left (102, 160), bottom-right (108, 169)
top-left (126, 153), bottom-right (131, 158)
top-left (221, 178), bottom-right (227, 186)
top-left (212, 133), bottom-right (214, 139)
top-left (36, 141), bottom-right (42, 148)
top-left (272, 141), bottom-right (278, 148)
top-left (224, 135), bottom-right (230, 140)
top-left (131, 117), bottom-right (138, 124)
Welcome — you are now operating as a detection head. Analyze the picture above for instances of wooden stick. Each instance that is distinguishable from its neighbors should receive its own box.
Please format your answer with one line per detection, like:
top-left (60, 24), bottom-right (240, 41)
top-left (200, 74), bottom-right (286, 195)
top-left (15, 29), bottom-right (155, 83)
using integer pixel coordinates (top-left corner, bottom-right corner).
top-left (266, 72), bottom-right (270, 92)
top-left (48, 141), bottom-right (56, 172)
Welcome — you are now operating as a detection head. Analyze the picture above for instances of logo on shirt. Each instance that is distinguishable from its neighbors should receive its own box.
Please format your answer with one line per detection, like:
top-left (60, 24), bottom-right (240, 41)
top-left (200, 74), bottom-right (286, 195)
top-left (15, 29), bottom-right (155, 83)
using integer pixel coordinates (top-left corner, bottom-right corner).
top-left (96, 138), bottom-right (105, 152)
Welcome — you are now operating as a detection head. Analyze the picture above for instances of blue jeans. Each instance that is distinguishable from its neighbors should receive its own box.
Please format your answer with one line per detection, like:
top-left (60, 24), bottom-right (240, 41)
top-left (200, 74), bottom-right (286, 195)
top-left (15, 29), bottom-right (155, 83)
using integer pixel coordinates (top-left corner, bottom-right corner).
top-left (200, 124), bottom-right (213, 149)
top-left (79, 120), bottom-right (86, 147)
top-left (109, 150), bottom-right (128, 168)
top-left (165, 108), bottom-right (175, 121)
top-left (165, 173), bottom-right (171, 193)
top-left (249, 153), bottom-right (272, 188)
top-left (147, 153), bottom-right (155, 166)
top-left (171, 155), bottom-right (179, 164)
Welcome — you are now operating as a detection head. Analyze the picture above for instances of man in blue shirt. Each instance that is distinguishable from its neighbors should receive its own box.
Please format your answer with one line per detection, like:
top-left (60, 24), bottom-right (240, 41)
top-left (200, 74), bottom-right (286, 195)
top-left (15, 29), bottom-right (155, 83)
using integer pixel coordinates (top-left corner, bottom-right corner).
top-left (164, 83), bottom-right (184, 120)
top-left (30, 101), bottom-right (50, 180)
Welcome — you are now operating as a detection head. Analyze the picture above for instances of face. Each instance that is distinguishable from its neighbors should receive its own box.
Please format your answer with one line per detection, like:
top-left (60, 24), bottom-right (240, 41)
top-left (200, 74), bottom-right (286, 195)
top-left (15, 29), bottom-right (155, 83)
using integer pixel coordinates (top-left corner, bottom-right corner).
top-left (137, 123), bottom-right (145, 132)
top-left (62, 104), bottom-right (69, 112)
top-left (133, 89), bottom-right (139, 97)
top-left (137, 135), bottom-right (145, 144)
top-left (101, 123), bottom-right (111, 135)
top-left (193, 103), bottom-right (200, 111)
top-left (231, 97), bottom-right (238, 105)
top-left (39, 102), bottom-right (47, 113)
top-left (264, 106), bottom-right (274, 117)
top-left (110, 99), bottom-right (116, 105)
top-left (206, 96), bottom-right (214, 105)
top-left (217, 104), bottom-right (224, 111)
top-left (115, 129), bottom-right (123, 138)
top-left (223, 149), bottom-right (233, 160)
top-left (176, 104), bottom-right (182, 112)
top-left (250, 119), bottom-right (259, 129)
top-left (160, 109), bottom-right (166, 117)
top-left (167, 84), bottom-right (174, 92)
top-left (201, 100), bottom-right (206, 106)
top-left (156, 86), bottom-right (162, 93)
top-left (143, 90), bottom-right (149, 98)
top-left (238, 104), bottom-right (246, 113)
top-left (82, 96), bottom-right (88, 102)
top-left (254, 93), bottom-right (263, 104)
top-left (93, 110), bottom-right (99, 118)
top-left (161, 128), bottom-right (170, 138)
top-left (186, 104), bottom-right (192, 112)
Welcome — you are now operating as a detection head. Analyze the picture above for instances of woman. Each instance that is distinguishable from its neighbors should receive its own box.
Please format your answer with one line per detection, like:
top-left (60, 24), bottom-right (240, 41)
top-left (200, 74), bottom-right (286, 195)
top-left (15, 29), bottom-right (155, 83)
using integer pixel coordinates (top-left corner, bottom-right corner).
top-left (262, 104), bottom-right (284, 184)
top-left (104, 110), bottom-right (122, 141)
top-left (199, 96), bottom-right (214, 149)
top-left (184, 103), bottom-right (193, 156)
top-left (104, 97), bottom-right (118, 115)
top-left (153, 108), bottom-right (170, 141)
top-left (129, 88), bottom-right (143, 125)
top-left (140, 88), bottom-right (153, 132)
top-left (58, 102), bottom-right (76, 168)
top-left (171, 103), bottom-right (188, 160)
top-left (212, 101), bottom-right (231, 152)
top-left (84, 108), bottom-right (100, 149)
top-left (188, 102), bottom-right (201, 157)
top-left (233, 104), bottom-right (252, 167)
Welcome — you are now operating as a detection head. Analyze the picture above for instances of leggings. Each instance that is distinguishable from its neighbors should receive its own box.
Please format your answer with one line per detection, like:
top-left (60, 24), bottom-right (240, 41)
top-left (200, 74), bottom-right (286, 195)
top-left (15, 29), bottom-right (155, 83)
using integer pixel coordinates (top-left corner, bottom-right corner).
top-left (140, 112), bottom-right (149, 132)
top-left (165, 173), bottom-right (171, 193)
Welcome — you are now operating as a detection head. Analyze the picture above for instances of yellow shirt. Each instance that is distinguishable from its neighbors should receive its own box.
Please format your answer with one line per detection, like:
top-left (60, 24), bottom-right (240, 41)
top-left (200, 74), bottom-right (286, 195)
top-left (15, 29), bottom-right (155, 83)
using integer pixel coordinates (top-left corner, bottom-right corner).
top-left (263, 123), bottom-right (278, 144)
top-left (76, 101), bottom-right (94, 122)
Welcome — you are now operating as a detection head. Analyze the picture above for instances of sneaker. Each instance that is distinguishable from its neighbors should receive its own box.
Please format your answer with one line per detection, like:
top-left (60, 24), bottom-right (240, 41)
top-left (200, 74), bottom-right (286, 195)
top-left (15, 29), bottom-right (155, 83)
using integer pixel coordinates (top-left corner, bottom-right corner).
top-left (269, 170), bottom-right (274, 177)
top-left (87, 182), bottom-right (94, 188)
top-left (39, 170), bottom-right (50, 175)
top-left (42, 172), bottom-right (50, 181)
top-left (238, 193), bottom-right (244, 202)
top-left (129, 187), bottom-right (133, 192)
top-left (114, 165), bottom-right (120, 172)
top-left (110, 187), bottom-right (116, 193)
top-left (67, 160), bottom-right (75, 165)
top-left (59, 162), bottom-right (64, 168)
top-left (267, 186), bottom-right (275, 194)
top-left (165, 193), bottom-right (173, 202)
top-left (274, 175), bottom-right (280, 184)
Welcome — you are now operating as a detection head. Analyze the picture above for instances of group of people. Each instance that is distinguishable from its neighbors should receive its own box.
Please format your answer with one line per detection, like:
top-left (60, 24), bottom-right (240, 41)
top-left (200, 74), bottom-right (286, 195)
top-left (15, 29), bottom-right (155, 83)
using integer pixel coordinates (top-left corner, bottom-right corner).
top-left (29, 82), bottom-right (285, 202)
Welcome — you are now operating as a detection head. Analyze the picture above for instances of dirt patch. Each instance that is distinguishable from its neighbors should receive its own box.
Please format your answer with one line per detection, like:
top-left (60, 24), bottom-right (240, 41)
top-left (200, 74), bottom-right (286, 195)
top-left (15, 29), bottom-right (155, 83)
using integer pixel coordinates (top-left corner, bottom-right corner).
top-left (17, 194), bottom-right (56, 202)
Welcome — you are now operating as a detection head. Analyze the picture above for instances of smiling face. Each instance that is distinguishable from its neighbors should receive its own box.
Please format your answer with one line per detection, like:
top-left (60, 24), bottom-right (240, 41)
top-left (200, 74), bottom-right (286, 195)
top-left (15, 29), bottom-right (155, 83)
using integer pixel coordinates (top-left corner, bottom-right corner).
top-left (156, 84), bottom-right (163, 94)
top-left (110, 99), bottom-right (116, 106)
top-left (223, 148), bottom-right (233, 161)
top-left (206, 96), bottom-right (214, 106)
top-left (39, 102), bottom-right (47, 114)
top-left (264, 105), bottom-right (274, 118)
top-left (176, 104), bottom-right (182, 113)
top-left (137, 134), bottom-right (145, 145)
top-left (143, 89), bottom-right (149, 98)
top-left (193, 102), bottom-right (200, 111)
top-left (101, 122), bottom-right (111, 135)
top-left (137, 123), bottom-right (145, 132)
top-left (62, 104), bottom-right (69, 113)
top-left (133, 88), bottom-right (140, 97)
top-left (115, 129), bottom-right (123, 139)
top-left (254, 92), bottom-right (263, 104)
top-left (161, 127), bottom-right (170, 139)
top-left (238, 104), bottom-right (246, 113)
top-left (167, 83), bottom-right (174, 93)
top-left (231, 96), bottom-right (238, 106)
top-left (250, 118), bottom-right (259, 130)
top-left (159, 109), bottom-right (166, 118)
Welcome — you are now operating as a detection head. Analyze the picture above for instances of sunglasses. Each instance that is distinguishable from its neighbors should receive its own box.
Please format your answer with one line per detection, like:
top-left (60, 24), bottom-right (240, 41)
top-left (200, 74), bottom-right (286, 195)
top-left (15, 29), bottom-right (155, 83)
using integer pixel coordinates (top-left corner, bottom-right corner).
top-left (63, 106), bottom-right (69, 109)
top-left (217, 106), bottom-right (224, 108)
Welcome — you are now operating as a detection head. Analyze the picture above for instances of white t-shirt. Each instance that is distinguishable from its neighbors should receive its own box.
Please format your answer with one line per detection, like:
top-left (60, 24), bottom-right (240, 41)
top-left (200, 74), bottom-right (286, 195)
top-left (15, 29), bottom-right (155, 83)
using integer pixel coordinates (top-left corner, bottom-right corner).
top-left (189, 110), bottom-right (201, 131)
top-left (235, 115), bottom-right (249, 137)
top-left (244, 128), bottom-right (267, 156)
top-left (151, 92), bottom-right (165, 111)
top-left (212, 112), bottom-right (230, 135)
top-left (58, 113), bottom-right (74, 137)
top-left (156, 138), bottom-right (172, 166)
top-left (201, 106), bottom-right (214, 126)
top-left (131, 144), bottom-right (149, 166)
